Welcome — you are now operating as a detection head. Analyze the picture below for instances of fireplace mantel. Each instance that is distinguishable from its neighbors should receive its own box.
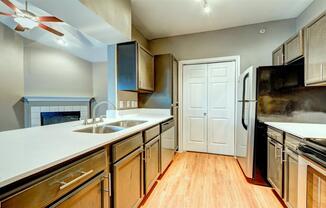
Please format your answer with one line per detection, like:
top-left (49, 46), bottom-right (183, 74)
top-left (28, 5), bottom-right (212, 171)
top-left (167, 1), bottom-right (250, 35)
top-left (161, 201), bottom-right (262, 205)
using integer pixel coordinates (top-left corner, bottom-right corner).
top-left (23, 96), bottom-right (92, 102)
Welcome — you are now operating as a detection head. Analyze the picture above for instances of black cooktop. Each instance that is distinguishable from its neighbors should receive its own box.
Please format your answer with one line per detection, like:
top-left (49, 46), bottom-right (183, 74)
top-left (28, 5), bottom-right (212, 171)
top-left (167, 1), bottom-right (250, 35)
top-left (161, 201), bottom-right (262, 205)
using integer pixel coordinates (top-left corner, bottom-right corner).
top-left (299, 138), bottom-right (326, 168)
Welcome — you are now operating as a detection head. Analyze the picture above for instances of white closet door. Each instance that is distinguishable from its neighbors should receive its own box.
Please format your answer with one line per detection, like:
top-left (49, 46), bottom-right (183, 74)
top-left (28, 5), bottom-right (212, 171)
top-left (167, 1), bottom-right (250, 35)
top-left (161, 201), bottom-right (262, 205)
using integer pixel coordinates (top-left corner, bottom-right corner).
top-left (207, 62), bottom-right (236, 155)
top-left (183, 64), bottom-right (208, 152)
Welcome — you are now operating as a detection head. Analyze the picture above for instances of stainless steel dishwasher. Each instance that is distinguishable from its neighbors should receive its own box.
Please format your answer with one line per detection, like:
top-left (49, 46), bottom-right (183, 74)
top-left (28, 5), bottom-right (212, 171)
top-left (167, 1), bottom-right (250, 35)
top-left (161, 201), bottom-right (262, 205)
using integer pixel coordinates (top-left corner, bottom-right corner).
top-left (284, 134), bottom-right (300, 208)
top-left (161, 119), bottom-right (177, 173)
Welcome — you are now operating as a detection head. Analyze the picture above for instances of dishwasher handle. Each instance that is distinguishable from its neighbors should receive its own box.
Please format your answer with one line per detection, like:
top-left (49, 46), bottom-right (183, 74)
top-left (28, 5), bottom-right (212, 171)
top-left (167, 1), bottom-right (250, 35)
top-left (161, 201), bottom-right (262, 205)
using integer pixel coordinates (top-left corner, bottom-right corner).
top-left (161, 119), bottom-right (175, 132)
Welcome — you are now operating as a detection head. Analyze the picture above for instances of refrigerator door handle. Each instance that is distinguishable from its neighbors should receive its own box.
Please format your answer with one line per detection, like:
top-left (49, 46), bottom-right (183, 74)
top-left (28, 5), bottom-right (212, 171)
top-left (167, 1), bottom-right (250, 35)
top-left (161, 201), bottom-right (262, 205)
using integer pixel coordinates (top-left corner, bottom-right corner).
top-left (241, 73), bottom-right (249, 130)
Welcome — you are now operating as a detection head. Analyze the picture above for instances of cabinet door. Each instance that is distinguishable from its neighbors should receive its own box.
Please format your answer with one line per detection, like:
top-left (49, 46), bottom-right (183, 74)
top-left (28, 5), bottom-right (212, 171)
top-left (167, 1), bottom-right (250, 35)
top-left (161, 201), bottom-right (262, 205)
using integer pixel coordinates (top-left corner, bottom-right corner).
top-left (307, 166), bottom-right (326, 208)
top-left (113, 148), bottom-right (143, 208)
top-left (285, 31), bottom-right (304, 64)
top-left (145, 136), bottom-right (160, 193)
top-left (273, 46), bottom-right (284, 66)
top-left (267, 138), bottom-right (283, 196)
top-left (284, 149), bottom-right (298, 208)
top-left (138, 46), bottom-right (154, 91)
top-left (49, 174), bottom-right (108, 208)
top-left (305, 14), bottom-right (326, 85)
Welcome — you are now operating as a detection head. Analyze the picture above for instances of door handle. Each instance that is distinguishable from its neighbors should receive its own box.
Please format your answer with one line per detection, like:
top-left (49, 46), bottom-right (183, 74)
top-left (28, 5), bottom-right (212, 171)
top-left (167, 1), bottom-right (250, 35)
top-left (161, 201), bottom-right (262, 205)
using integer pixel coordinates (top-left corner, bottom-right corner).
top-left (241, 73), bottom-right (249, 130)
top-left (203, 113), bottom-right (207, 116)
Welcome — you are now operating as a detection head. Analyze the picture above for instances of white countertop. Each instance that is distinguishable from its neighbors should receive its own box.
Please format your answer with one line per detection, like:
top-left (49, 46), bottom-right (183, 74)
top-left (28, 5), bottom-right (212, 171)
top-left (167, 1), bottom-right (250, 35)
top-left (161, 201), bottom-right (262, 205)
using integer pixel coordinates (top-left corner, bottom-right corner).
top-left (265, 122), bottom-right (326, 139)
top-left (0, 113), bottom-right (172, 189)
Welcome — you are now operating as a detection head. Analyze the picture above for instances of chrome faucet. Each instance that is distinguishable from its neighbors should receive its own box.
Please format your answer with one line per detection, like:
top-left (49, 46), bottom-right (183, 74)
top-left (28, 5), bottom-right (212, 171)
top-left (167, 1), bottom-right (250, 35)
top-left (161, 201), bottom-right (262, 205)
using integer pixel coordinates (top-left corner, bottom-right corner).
top-left (83, 100), bottom-right (116, 125)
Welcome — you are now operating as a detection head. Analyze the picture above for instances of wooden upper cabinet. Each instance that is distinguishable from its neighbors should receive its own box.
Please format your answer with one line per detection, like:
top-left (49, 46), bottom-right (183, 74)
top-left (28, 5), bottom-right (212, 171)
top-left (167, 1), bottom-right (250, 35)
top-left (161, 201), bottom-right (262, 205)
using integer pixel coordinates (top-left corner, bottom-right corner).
top-left (284, 30), bottom-right (304, 64)
top-left (117, 41), bottom-right (154, 93)
top-left (272, 45), bottom-right (284, 66)
top-left (138, 46), bottom-right (154, 91)
top-left (305, 12), bottom-right (326, 86)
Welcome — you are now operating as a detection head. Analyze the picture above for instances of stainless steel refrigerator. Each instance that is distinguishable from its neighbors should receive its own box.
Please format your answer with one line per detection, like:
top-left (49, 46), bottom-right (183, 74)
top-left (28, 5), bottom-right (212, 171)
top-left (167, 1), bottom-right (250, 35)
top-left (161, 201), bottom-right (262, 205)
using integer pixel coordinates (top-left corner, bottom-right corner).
top-left (236, 62), bottom-right (304, 180)
top-left (236, 66), bottom-right (257, 179)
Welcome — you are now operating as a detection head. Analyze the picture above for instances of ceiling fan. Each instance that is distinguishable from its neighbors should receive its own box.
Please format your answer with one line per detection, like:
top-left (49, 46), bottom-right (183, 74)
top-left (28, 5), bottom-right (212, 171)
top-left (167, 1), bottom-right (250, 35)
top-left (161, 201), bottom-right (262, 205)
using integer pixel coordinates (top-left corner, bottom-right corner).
top-left (0, 0), bottom-right (64, 36)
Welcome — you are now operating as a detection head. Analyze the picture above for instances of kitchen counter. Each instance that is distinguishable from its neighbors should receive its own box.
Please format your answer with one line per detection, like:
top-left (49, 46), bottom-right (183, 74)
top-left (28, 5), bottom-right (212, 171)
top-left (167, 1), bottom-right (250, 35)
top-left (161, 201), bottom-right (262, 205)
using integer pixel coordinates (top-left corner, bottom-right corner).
top-left (265, 122), bottom-right (326, 139)
top-left (0, 112), bottom-right (172, 189)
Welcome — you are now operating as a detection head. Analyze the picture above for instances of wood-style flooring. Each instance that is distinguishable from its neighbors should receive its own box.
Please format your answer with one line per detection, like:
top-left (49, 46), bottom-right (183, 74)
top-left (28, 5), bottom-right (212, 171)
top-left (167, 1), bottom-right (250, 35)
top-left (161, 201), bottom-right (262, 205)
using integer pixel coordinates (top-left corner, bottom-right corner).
top-left (142, 152), bottom-right (283, 208)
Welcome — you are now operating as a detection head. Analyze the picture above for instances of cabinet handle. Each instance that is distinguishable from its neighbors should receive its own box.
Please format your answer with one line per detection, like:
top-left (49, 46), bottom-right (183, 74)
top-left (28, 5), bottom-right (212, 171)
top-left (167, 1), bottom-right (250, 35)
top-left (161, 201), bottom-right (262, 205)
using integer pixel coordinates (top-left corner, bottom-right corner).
top-left (103, 173), bottom-right (112, 196)
top-left (321, 64), bottom-right (323, 75)
top-left (59, 170), bottom-right (94, 190)
top-left (279, 147), bottom-right (283, 164)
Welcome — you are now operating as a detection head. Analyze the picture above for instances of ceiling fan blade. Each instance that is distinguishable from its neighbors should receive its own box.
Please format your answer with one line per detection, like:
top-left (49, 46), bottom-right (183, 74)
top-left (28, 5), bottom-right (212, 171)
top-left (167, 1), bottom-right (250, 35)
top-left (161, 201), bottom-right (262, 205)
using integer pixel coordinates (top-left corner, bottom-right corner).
top-left (38, 16), bottom-right (63, 22)
top-left (0, 11), bottom-right (12, 16)
top-left (15, 24), bottom-right (25, 32)
top-left (1, 0), bottom-right (19, 12)
top-left (38, 23), bottom-right (64, 37)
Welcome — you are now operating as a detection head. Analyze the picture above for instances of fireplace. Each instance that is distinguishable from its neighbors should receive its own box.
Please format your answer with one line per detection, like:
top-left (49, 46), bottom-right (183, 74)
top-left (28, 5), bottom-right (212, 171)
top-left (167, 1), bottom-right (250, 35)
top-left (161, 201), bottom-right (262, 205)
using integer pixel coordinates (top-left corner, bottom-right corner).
top-left (23, 96), bottom-right (92, 127)
top-left (41, 111), bottom-right (81, 126)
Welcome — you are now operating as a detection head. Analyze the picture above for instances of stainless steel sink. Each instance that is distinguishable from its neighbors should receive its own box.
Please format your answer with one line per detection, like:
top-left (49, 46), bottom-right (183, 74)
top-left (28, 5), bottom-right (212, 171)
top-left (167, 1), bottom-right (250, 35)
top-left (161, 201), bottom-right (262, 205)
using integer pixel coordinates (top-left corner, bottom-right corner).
top-left (74, 125), bottom-right (125, 134)
top-left (108, 120), bottom-right (147, 128)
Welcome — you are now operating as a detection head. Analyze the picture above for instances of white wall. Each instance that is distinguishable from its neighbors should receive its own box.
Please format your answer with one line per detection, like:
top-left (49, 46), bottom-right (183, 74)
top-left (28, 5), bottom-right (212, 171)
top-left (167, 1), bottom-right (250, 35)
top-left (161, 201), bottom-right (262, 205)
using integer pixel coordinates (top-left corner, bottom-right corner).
top-left (24, 41), bottom-right (93, 97)
top-left (150, 19), bottom-right (297, 72)
top-left (296, 0), bottom-right (326, 30)
top-left (0, 24), bottom-right (25, 131)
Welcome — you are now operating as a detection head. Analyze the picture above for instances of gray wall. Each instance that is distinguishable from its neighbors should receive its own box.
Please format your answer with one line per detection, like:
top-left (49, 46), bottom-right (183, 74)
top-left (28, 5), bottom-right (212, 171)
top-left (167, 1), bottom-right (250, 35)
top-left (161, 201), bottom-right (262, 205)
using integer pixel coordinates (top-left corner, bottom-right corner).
top-left (24, 42), bottom-right (93, 97)
top-left (296, 0), bottom-right (326, 30)
top-left (92, 62), bottom-right (108, 101)
top-left (92, 62), bottom-right (108, 116)
top-left (150, 19), bottom-right (297, 72)
top-left (0, 24), bottom-right (25, 131)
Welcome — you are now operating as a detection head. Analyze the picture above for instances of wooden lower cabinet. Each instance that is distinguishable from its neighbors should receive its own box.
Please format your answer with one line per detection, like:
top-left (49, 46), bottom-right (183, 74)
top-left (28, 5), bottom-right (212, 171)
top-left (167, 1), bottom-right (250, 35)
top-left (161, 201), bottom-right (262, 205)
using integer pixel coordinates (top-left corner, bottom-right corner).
top-left (113, 148), bottom-right (144, 208)
top-left (307, 166), bottom-right (326, 208)
top-left (0, 150), bottom-right (108, 208)
top-left (50, 174), bottom-right (108, 208)
top-left (145, 136), bottom-right (160, 194)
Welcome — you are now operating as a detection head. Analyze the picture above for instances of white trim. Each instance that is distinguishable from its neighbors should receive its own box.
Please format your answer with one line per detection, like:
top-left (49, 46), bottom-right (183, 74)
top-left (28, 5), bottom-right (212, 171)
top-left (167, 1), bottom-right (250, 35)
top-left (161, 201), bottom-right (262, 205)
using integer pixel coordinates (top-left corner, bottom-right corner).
top-left (24, 96), bottom-right (91, 102)
top-left (177, 55), bottom-right (241, 153)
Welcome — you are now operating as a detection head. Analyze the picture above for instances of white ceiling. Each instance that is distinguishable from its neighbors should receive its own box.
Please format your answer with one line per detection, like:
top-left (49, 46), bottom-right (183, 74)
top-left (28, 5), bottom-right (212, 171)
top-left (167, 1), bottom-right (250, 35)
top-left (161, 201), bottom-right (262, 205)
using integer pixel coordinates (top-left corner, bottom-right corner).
top-left (131, 0), bottom-right (314, 40)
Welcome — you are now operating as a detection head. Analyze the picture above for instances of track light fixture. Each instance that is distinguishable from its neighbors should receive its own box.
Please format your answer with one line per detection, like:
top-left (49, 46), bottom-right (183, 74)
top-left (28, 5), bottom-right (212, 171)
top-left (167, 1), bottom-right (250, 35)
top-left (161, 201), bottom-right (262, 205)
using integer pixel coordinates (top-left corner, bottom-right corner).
top-left (195, 0), bottom-right (211, 14)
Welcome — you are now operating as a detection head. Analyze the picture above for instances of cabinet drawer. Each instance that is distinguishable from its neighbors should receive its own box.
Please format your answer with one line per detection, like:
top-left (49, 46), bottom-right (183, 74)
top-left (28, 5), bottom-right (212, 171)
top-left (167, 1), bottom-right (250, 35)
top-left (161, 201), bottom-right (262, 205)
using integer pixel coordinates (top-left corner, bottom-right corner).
top-left (144, 125), bottom-right (160, 143)
top-left (1, 150), bottom-right (106, 208)
top-left (267, 127), bottom-right (283, 144)
top-left (112, 133), bottom-right (143, 162)
top-left (285, 133), bottom-right (301, 151)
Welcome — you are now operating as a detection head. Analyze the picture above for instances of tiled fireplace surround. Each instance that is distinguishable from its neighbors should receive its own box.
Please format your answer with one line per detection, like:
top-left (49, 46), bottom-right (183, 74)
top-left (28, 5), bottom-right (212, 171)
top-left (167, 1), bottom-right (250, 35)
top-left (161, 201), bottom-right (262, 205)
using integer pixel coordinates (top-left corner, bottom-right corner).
top-left (24, 97), bottom-right (90, 127)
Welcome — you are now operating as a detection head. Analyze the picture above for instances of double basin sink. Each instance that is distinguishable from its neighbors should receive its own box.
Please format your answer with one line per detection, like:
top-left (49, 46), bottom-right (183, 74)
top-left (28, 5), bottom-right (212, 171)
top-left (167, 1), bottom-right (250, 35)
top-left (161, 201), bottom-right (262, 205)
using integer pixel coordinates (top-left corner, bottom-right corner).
top-left (74, 120), bottom-right (147, 134)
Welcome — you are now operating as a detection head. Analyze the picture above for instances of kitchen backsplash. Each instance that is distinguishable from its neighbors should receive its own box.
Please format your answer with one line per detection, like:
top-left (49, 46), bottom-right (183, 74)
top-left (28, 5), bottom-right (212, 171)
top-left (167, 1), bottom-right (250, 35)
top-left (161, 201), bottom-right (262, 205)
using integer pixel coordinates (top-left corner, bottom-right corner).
top-left (258, 86), bottom-right (326, 123)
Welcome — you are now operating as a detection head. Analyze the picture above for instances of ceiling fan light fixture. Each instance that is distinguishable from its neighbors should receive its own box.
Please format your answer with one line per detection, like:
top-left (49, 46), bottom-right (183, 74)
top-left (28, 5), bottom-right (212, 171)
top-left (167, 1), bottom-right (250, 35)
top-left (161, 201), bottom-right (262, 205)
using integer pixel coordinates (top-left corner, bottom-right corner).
top-left (14, 17), bottom-right (38, 29)
top-left (57, 38), bottom-right (67, 46)
top-left (203, 4), bottom-right (211, 14)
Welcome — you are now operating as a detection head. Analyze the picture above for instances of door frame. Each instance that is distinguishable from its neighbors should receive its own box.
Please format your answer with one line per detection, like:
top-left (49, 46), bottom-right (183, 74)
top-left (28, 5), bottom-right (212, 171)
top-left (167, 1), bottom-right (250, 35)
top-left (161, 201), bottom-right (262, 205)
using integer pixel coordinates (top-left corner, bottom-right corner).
top-left (178, 56), bottom-right (241, 153)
